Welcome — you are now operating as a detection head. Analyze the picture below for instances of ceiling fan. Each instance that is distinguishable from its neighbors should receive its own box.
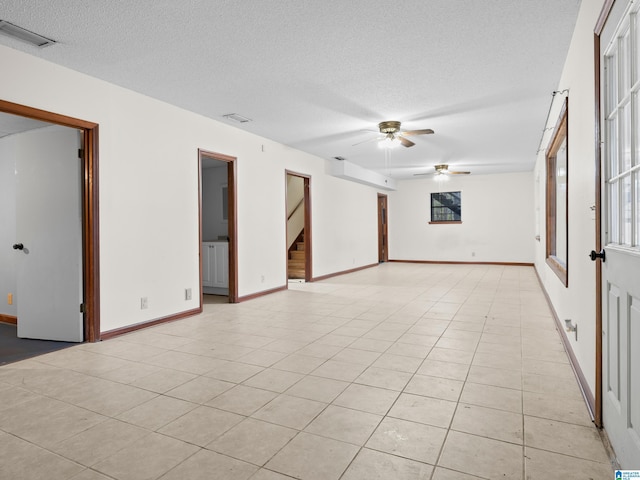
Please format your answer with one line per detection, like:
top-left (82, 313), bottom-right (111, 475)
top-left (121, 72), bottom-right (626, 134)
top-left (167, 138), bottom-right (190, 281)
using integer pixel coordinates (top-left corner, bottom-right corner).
top-left (354, 121), bottom-right (434, 148)
top-left (414, 164), bottom-right (471, 176)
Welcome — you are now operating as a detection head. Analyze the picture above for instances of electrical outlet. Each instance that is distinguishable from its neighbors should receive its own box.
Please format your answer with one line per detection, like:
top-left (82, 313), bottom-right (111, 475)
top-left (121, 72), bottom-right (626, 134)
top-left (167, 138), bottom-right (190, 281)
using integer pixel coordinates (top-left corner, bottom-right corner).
top-left (261, 275), bottom-right (265, 283)
top-left (140, 297), bottom-right (148, 309)
top-left (7, 293), bottom-right (13, 305)
top-left (185, 288), bottom-right (192, 300)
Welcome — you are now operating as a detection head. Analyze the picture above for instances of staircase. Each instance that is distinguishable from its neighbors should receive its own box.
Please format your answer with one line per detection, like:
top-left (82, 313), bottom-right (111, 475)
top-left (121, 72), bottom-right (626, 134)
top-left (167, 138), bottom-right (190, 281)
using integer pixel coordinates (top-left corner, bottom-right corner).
top-left (288, 232), bottom-right (305, 279)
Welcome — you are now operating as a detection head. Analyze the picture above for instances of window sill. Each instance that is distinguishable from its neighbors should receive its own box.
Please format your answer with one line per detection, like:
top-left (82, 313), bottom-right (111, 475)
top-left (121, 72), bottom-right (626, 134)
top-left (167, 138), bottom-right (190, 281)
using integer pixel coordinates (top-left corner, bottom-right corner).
top-left (546, 256), bottom-right (568, 287)
top-left (429, 221), bottom-right (462, 224)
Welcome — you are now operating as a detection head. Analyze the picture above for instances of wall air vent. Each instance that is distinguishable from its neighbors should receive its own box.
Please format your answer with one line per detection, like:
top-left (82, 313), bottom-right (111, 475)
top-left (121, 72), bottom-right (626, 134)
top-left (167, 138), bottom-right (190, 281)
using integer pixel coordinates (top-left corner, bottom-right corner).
top-left (222, 113), bottom-right (252, 123)
top-left (0, 20), bottom-right (56, 47)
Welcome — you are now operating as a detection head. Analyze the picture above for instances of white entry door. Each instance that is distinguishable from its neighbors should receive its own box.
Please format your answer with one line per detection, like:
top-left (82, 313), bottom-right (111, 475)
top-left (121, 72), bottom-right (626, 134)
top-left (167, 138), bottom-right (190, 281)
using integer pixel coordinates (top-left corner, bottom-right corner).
top-left (15, 125), bottom-right (84, 342)
top-left (601, 0), bottom-right (640, 468)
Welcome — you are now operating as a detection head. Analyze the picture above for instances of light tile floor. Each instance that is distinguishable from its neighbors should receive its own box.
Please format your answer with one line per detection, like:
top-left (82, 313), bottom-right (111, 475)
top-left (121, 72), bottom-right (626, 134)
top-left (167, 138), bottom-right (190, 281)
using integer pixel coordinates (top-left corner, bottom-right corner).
top-left (0, 263), bottom-right (615, 479)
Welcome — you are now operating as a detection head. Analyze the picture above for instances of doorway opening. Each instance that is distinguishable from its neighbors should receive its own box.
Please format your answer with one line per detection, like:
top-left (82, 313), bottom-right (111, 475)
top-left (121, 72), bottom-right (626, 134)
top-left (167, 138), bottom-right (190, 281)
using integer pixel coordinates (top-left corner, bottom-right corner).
top-left (199, 150), bottom-right (238, 303)
top-left (286, 171), bottom-right (312, 282)
top-left (0, 99), bottom-right (99, 345)
top-left (378, 193), bottom-right (389, 263)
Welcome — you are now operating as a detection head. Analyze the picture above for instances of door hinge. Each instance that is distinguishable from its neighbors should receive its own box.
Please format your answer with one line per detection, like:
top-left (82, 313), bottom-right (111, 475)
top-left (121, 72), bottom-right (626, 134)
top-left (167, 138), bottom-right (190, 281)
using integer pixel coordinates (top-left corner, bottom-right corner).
top-left (78, 148), bottom-right (84, 158)
top-left (80, 303), bottom-right (86, 313)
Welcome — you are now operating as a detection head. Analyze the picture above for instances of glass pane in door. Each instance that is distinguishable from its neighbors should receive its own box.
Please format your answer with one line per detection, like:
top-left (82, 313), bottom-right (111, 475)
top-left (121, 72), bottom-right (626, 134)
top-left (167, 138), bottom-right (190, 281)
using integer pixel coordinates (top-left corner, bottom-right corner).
top-left (620, 102), bottom-right (632, 172)
top-left (622, 174), bottom-right (632, 245)
top-left (607, 118), bottom-right (618, 178)
top-left (635, 91), bottom-right (640, 166)
top-left (610, 181), bottom-right (619, 244)
top-left (619, 28), bottom-right (631, 98)
top-left (635, 13), bottom-right (640, 84)
top-left (635, 172), bottom-right (640, 246)
top-left (606, 54), bottom-right (618, 116)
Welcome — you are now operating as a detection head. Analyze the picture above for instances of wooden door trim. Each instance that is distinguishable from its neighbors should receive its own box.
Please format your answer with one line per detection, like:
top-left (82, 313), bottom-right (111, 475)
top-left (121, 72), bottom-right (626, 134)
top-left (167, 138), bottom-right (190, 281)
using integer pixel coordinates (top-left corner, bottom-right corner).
top-left (199, 150), bottom-right (238, 304)
top-left (0, 99), bottom-right (100, 342)
top-left (592, 0), bottom-right (616, 428)
top-left (378, 193), bottom-right (388, 263)
top-left (285, 170), bottom-right (312, 283)
top-left (304, 177), bottom-right (312, 282)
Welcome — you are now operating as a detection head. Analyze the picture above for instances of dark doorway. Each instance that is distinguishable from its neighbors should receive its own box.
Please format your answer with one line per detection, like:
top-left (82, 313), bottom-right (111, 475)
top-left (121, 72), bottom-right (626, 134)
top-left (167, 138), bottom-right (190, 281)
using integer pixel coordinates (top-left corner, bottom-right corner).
top-left (199, 150), bottom-right (238, 303)
top-left (286, 171), bottom-right (312, 282)
top-left (378, 193), bottom-right (388, 262)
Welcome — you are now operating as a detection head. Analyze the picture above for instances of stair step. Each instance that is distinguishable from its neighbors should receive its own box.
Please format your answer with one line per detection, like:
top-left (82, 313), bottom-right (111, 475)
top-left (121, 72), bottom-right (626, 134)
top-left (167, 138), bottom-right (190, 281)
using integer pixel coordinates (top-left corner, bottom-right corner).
top-left (288, 268), bottom-right (305, 279)
top-left (288, 229), bottom-right (305, 278)
top-left (290, 250), bottom-right (305, 260)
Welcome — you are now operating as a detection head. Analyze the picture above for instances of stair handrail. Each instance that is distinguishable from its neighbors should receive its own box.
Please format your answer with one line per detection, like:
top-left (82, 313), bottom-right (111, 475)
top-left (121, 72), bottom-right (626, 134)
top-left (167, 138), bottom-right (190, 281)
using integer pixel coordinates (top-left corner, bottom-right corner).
top-left (288, 198), bottom-right (304, 221)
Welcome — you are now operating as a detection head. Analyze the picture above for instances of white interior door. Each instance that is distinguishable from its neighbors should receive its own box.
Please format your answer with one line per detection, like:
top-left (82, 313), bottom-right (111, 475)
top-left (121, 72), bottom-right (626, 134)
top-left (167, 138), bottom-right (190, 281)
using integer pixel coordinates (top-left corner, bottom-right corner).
top-left (15, 125), bottom-right (83, 342)
top-left (601, 0), bottom-right (640, 468)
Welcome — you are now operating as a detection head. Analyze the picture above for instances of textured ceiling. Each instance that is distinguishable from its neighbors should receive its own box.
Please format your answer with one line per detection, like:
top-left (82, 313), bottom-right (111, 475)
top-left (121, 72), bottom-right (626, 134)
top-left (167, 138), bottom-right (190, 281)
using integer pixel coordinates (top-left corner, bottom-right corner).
top-left (0, 1), bottom-right (581, 178)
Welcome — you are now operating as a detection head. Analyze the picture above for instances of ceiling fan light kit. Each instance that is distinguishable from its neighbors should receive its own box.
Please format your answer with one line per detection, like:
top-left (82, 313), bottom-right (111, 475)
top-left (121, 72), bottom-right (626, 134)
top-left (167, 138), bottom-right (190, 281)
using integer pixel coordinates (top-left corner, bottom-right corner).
top-left (378, 135), bottom-right (401, 149)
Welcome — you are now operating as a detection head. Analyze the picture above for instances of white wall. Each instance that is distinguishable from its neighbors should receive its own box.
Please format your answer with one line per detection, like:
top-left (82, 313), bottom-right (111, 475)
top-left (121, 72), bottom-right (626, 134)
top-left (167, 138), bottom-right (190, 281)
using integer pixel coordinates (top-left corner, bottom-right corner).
top-left (0, 136), bottom-right (17, 317)
top-left (534, 0), bottom-right (603, 396)
top-left (202, 165), bottom-right (228, 241)
top-left (389, 172), bottom-right (535, 263)
top-left (313, 170), bottom-right (379, 276)
top-left (0, 44), bottom-right (379, 333)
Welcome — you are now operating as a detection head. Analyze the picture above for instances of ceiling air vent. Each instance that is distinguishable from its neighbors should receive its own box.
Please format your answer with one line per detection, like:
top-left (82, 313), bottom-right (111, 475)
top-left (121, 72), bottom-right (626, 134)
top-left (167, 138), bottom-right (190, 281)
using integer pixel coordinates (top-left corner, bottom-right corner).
top-left (0, 20), bottom-right (56, 47)
top-left (222, 113), bottom-right (252, 123)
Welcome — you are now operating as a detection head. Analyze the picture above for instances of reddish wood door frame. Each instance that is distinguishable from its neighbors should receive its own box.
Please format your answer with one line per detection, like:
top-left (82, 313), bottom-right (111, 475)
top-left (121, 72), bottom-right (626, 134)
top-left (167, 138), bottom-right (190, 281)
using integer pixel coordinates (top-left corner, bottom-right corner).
top-left (378, 194), bottom-right (389, 263)
top-left (0, 99), bottom-right (100, 342)
top-left (198, 150), bottom-right (238, 303)
top-left (592, 0), bottom-right (616, 429)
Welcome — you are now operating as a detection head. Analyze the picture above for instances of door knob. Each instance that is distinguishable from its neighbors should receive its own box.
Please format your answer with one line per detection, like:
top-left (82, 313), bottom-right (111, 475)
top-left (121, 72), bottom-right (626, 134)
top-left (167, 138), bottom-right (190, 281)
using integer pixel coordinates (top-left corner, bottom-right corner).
top-left (12, 243), bottom-right (24, 250)
top-left (589, 249), bottom-right (605, 262)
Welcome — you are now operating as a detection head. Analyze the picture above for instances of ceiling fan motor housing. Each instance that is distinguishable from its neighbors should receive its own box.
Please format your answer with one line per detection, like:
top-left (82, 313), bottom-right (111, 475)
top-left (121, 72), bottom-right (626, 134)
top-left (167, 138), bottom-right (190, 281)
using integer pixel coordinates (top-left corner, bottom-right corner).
top-left (378, 121), bottom-right (401, 134)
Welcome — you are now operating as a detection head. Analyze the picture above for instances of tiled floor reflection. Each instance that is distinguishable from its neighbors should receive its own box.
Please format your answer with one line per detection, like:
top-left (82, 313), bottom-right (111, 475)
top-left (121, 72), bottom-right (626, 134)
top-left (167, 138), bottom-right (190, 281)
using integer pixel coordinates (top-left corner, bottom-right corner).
top-left (0, 263), bottom-right (614, 479)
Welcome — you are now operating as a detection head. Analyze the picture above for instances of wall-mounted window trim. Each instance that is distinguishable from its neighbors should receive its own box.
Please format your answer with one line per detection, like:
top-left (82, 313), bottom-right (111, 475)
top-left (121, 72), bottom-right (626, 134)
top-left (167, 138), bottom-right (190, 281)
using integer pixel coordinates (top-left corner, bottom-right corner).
top-left (546, 97), bottom-right (568, 286)
top-left (429, 191), bottom-right (462, 224)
